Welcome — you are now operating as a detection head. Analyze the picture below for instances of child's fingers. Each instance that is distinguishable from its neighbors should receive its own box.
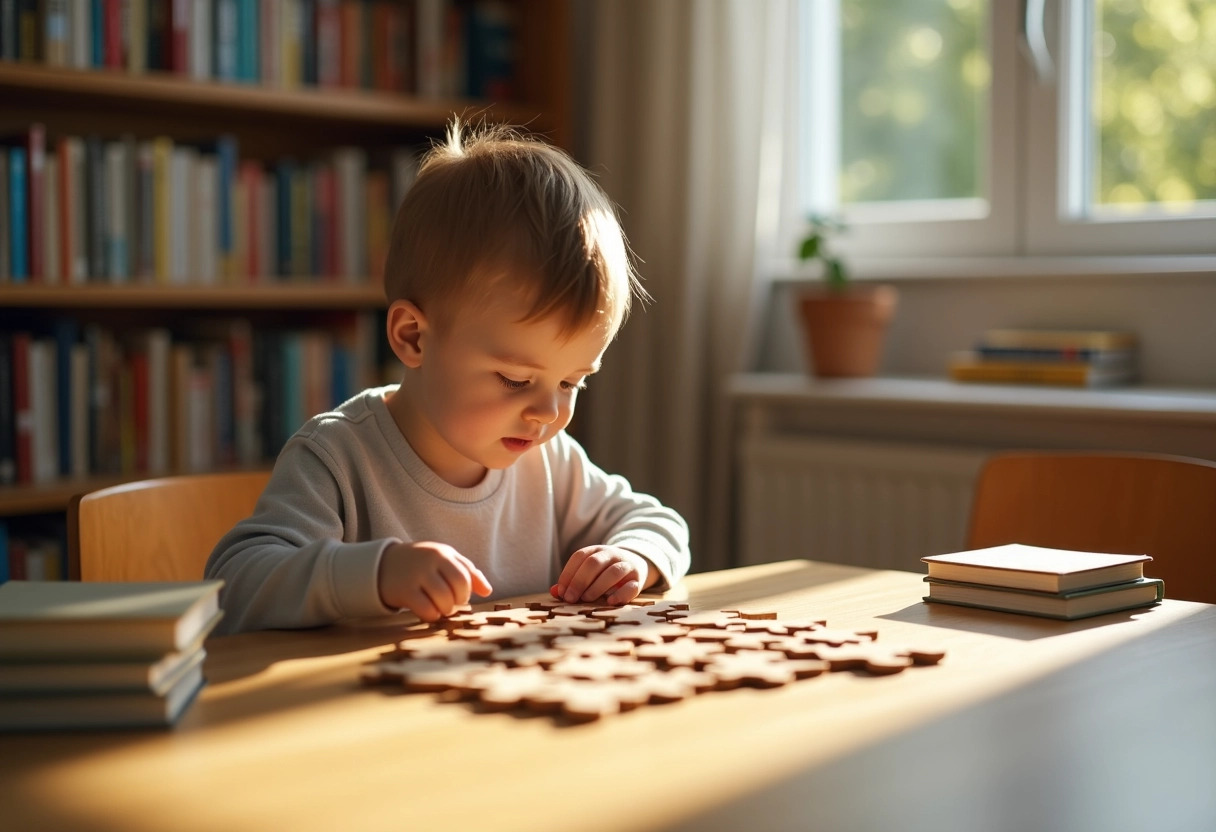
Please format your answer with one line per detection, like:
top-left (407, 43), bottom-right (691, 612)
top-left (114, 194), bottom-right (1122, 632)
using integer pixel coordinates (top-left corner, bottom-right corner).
top-left (453, 553), bottom-right (493, 597)
top-left (605, 577), bottom-right (641, 605)
top-left (579, 560), bottom-right (637, 602)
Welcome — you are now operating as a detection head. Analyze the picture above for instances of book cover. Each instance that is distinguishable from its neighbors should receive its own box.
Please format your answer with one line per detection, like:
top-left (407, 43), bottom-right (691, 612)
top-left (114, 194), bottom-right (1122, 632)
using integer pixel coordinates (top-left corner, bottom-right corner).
top-left (923, 576), bottom-right (1164, 621)
top-left (0, 662), bottom-right (205, 730)
top-left (922, 544), bottom-right (1151, 593)
top-left (0, 641), bottom-right (206, 696)
top-left (948, 355), bottom-right (1133, 388)
top-left (0, 580), bottom-right (224, 661)
top-left (979, 329), bottom-right (1138, 351)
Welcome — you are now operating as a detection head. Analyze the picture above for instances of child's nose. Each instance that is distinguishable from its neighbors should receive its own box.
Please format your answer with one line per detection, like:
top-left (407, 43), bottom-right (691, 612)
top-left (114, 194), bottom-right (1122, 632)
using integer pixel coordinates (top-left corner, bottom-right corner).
top-left (525, 391), bottom-right (561, 424)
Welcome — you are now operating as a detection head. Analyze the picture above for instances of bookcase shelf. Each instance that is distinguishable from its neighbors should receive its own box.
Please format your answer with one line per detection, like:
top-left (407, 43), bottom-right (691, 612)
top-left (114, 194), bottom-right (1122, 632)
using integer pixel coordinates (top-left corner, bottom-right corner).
top-left (0, 283), bottom-right (386, 310)
top-left (0, 0), bottom-right (570, 554)
top-left (0, 62), bottom-right (553, 136)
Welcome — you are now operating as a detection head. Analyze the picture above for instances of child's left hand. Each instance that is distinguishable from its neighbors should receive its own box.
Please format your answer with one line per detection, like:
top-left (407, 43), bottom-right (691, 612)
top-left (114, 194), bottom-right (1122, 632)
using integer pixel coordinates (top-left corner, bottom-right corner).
top-left (553, 546), bottom-right (656, 605)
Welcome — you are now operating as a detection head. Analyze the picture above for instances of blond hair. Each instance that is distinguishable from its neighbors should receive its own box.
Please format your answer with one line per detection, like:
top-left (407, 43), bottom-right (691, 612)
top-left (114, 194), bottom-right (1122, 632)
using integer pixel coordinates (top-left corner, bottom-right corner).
top-left (383, 120), bottom-right (644, 337)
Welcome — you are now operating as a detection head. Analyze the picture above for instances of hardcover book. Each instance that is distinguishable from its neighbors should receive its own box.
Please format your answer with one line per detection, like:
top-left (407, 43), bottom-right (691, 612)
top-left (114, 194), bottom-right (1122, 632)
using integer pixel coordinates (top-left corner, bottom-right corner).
top-left (922, 544), bottom-right (1152, 593)
top-left (923, 576), bottom-right (1164, 621)
top-left (0, 580), bottom-right (223, 661)
top-left (0, 661), bottom-right (205, 730)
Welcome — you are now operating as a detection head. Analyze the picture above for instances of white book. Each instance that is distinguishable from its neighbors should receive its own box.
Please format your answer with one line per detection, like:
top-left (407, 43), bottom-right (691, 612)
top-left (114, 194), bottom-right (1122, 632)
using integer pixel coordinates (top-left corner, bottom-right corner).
top-left (170, 147), bottom-right (196, 284)
top-left (146, 328), bottom-right (172, 474)
top-left (69, 342), bottom-right (89, 479)
top-left (261, 0), bottom-right (281, 87)
top-left (29, 340), bottom-right (60, 485)
top-left (43, 156), bottom-right (61, 285)
top-left (187, 365), bottom-right (213, 472)
top-left (64, 136), bottom-right (88, 283)
top-left (195, 156), bottom-right (218, 284)
top-left (333, 147), bottom-right (366, 281)
top-left (105, 141), bottom-right (129, 282)
top-left (70, 0), bottom-right (92, 69)
top-left (190, 0), bottom-right (212, 79)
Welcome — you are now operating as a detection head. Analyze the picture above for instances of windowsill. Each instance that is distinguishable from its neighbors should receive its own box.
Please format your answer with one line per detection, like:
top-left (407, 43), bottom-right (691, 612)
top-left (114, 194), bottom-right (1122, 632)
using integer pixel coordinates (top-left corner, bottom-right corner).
top-left (769, 254), bottom-right (1216, 284)
top-left (729, 373), bottom-right (1216, 424)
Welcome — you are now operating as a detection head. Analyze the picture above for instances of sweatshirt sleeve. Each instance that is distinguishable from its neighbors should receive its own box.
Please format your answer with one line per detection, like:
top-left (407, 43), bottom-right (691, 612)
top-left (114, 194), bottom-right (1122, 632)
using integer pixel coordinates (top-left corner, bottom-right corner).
top-left (548, 432), bottom-right (691, 591)
top-left (203, 438), bottom-right (397, 634)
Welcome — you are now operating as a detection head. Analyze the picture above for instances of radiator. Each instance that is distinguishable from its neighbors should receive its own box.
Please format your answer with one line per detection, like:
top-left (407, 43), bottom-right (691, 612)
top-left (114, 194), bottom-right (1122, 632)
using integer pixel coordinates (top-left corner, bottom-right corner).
top-left (738, 435), bottom-right (990, 572)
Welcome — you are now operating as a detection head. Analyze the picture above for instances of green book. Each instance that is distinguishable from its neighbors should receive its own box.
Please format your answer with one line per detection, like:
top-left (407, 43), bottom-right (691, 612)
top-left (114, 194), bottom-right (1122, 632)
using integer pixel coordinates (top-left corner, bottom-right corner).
top-left (923, 576), bottom-right (1164, 621)
top-left (0, 580), bottom-right (223, 661)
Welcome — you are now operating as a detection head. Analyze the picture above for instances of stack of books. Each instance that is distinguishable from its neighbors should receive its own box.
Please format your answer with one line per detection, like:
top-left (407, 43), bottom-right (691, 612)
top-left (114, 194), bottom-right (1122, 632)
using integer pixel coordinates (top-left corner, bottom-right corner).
top-left (0, 580), bottom-right (223, 730)
top-left (948, 328), bottom-right (1138, 388)
top-left (921, 543), bottom-right (1163, 620)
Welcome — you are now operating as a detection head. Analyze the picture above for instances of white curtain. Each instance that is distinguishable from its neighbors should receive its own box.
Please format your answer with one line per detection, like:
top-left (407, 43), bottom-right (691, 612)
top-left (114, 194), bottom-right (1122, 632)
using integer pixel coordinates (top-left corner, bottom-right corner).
top-left (579, 0), bottom-right (795, 572)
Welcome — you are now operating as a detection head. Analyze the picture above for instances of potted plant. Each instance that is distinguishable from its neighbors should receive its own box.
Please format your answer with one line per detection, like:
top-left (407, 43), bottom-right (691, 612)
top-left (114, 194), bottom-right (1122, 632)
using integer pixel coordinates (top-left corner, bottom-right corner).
top-left (795, 215), bottom-right (898, 378)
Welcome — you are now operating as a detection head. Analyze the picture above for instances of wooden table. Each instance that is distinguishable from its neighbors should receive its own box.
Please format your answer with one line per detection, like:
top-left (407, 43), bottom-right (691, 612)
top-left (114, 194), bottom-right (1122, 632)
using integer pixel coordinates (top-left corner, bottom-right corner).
top-left (3, 560), bottom-right (1214, 832)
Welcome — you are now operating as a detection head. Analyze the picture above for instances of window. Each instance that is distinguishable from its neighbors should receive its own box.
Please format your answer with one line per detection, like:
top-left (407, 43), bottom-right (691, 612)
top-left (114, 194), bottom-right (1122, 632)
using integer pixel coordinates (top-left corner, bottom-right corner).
top-left (790, 0), bottom-right (1216, 260)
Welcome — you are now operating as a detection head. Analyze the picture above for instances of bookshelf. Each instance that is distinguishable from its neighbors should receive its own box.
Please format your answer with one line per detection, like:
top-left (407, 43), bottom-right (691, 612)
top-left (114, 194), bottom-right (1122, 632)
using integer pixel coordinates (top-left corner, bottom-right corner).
top-left (0, 0), bottom-right (572, 560)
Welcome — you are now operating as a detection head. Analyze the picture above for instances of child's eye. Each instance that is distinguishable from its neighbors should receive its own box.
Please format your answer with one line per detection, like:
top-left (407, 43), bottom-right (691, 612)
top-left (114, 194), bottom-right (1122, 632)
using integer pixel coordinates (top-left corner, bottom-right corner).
top-left (497, 374), bottom-right (529, 390)
top-left (560, 379), bottom-right (588, 392)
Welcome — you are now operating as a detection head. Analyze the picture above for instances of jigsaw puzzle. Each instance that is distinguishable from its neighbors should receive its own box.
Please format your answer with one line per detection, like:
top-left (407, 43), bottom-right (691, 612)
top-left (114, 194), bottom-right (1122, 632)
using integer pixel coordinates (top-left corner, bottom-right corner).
top-left (361, 600), bottom-right (945, 723)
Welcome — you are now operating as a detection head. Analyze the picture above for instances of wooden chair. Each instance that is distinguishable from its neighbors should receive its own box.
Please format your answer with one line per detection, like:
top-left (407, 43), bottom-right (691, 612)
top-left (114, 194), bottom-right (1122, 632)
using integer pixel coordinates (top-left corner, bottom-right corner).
top-left (68, 470), bottom-right (271, 582)
top-left (966, 451), bottom-right (1216, 604)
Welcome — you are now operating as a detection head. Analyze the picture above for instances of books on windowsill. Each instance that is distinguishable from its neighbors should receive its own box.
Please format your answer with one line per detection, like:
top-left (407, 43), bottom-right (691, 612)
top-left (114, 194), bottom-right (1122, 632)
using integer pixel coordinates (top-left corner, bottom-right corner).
top-left (0, 580), bottom-right (223, 730)
top-left (921, 543), bottom-right (1163, 620)
top-left (948, 329), bottom-right (1139, 388)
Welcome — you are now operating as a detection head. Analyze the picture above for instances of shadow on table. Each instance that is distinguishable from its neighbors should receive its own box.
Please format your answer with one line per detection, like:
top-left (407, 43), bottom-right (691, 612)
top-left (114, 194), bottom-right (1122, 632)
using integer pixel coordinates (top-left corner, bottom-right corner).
top-left (878, 598), bottom-right (1168, 641)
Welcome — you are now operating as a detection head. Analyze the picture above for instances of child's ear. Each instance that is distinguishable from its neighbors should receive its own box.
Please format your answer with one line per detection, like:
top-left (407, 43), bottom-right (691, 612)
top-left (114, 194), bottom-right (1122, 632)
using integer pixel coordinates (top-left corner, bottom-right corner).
top-left (386, 300), bottom-right (428, 368)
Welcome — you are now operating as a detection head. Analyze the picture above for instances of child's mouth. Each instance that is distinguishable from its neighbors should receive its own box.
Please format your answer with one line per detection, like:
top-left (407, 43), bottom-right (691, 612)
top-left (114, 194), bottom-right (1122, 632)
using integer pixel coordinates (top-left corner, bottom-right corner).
top-left (502, 437), bottom-right (533, 452)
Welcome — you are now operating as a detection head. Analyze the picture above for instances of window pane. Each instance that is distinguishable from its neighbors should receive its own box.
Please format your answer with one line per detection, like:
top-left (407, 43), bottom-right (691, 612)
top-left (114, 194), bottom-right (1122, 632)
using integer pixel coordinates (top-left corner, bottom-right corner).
top-left (840, 0), bottom-right (989, 204)
top-left (1093, 0), bottom-right (1216, 213)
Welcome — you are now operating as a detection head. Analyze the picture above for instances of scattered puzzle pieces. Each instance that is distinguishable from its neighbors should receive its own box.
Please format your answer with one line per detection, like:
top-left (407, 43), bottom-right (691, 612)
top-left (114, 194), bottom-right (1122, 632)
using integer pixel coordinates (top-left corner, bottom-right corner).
top-left (360, 598), bottom-right (946, 723)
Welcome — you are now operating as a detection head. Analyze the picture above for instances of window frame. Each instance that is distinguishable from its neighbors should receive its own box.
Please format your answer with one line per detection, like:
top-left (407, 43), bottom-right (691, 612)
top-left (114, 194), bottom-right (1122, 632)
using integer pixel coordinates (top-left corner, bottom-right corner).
top-left (786, 0), bottom-right (1216, 264)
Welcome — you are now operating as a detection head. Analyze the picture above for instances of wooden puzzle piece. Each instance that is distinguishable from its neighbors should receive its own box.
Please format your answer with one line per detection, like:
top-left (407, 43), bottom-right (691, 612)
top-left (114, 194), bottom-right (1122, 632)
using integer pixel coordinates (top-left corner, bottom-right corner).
top-left (489, 643), bottom-right (567, 668)
top-left (633, 600), bottom-right (690, 617)
top-left (666, 611), bottom-right (747, 629)
top-left (524, 678), bottom-right (652, 722)
top-left (635, 639), bottom-right (725, 668)
top-left (796, 625), bottom-right (878, 647)
top-left (550, 634), bottom-right (635, 657)
top-left (635, 668), bottom-right (720, 703)
top-left (760, 634), bottom-right (836, 660)
top-left (449, 624), bottom-right (541, 644)
top-left (718, 631), bottom-right (782, 653)
top-left (588, 605), bottom-right (665, 626)
top-left (731, 617), bottom-right (829, 636)
top-left (390, 637), bottom-right (498, 663)
top-left (702, 650), bottom-right (829, 689)
top-left (721, 608), bottom-right (777, 620)
top-left (548, 655), bottom-right (658, 682)
top-left (548, 602), bottom-right (614, 617)
top-left (360, 658), bottom-right (499, 692)
top-left (605, 621), bottom-right (689, 644)
top-left (682, 627), bottom-right (746, 643)
top-left (464, 666), bottom-right (560, 710)
top-left (538, 616), bottom-right (608, 636)
top-left (806, 643), bottom-right (944, 675)
top-left (483, 607), bottom-right (553, 626)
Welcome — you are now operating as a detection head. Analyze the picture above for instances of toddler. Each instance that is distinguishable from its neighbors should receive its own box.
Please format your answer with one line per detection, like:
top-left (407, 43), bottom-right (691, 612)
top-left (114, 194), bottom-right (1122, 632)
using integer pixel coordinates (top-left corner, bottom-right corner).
top-left (205, 121), bottom-right (691, 633)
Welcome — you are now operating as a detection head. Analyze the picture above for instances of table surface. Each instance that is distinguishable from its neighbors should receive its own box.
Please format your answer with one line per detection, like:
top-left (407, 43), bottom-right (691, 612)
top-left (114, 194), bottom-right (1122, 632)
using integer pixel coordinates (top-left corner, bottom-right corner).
top-left (3, 560), bottom-right (1214, 832)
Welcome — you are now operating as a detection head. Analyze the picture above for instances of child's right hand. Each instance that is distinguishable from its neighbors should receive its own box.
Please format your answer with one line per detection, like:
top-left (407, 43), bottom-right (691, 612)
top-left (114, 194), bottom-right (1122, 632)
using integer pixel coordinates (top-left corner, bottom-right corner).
top-left (378, 541), bottom-right (493, 622)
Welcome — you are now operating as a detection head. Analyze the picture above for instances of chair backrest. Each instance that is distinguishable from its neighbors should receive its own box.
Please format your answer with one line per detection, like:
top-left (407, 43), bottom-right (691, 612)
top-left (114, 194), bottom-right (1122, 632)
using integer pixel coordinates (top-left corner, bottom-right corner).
top-left (967, 451), bottom-right (1216, 604)
top-left (68, 470), bottom-right (271, 582)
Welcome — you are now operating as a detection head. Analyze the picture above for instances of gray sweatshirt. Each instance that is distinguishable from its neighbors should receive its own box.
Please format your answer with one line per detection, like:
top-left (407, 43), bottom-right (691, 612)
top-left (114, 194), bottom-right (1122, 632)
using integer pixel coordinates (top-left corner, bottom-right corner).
top-left (204, 386), bottom-right (691, 634)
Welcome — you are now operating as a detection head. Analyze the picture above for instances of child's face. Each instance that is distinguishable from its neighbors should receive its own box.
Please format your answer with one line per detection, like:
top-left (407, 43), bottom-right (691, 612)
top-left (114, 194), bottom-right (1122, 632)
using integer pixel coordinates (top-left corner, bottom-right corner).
top-left (396, 290), bottom-right (614, 488)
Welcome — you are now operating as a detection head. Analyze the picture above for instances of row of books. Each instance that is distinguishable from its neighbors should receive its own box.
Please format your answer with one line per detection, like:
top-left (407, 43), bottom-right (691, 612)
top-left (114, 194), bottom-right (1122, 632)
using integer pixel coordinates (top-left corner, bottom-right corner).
top-left (1, 0), bottom-right (516, 100)
top-left (0, 523), bottom-right (66, 582)
top-left (0, 314), bottom-right (379, 487)
top-left (0, 124), bottom-right (418, 285)
top-left (948, 328), bottom-right (1139, 388)
top-left (922, 543), bottom-right (1163, 620)
top-left (0, 579), bottom-right (223, 730)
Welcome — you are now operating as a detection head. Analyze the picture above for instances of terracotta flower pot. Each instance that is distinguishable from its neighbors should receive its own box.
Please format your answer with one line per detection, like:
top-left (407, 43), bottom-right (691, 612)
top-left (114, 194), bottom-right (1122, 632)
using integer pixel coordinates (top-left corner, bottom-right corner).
top-left (797, 285), bottom-right (898, 378)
